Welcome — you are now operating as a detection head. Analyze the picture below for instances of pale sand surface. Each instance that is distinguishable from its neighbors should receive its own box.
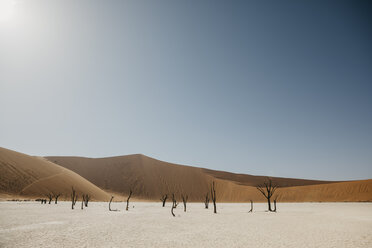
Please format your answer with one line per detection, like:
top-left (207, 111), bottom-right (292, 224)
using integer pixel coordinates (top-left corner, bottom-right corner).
top-left (0, 202), bottom-right (371, 247)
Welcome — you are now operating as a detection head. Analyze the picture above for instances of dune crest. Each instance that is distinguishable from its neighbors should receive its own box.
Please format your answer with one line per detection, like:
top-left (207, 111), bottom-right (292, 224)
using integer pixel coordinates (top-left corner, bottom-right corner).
top-left (0, 147), bottom-right (110, 201)
top-left (46, 154), bottom-right (372, 202)
top-left (1, 147), bottom-right (370, 202)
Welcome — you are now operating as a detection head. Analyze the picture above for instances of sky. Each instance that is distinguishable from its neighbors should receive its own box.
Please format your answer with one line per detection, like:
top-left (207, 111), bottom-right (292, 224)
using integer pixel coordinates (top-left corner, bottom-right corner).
top-left (0, 0), bottom-right (371, 181)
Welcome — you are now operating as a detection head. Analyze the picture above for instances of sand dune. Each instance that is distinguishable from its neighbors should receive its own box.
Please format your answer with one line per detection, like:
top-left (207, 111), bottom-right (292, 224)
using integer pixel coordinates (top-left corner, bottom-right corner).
top-left (1, 147), bottom-right (370, 202)
top-left (46, 154), bottom-right (372, 202)
top-left (0, 147), bottom-right (110, 201)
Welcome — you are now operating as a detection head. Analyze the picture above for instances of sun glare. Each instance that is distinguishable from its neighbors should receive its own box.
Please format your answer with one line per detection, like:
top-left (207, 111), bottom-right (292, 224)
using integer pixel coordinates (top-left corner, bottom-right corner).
top-left (0, 0), bottom-right (16, 22)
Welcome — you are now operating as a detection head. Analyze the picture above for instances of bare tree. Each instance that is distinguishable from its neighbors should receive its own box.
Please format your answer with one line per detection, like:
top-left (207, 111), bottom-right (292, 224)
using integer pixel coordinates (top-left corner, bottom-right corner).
top-left (171, 193), bottom-right (178, 217)
top-left (109, 196), bottom-right (119, 211)
top-left (256, 178), bottom-right (278, 212)
top-left (248, 200), bottom-right (253, 213)
top-left (273, 196), bottom-right (278, 212)
top-left (81, 195), bottom-right (84, 210)
top-left (83, 194), bottom-right (91, 207)
top-left (210, 181), bottom-right (217, 214)
top-left (204, 193), bottom-right (209, 209)
top-left (126, 189), bottom-right (133, 211)
top-left (46, 193), bottom-right (53, 204)
top-left (181, 194), bottom-right (188, 212)
top-left (71, 187), bottom-right (78, 210)
top-left (53, 193), bottom-right (61, 204)
top-left (160, 194), bottom-right (168, 207)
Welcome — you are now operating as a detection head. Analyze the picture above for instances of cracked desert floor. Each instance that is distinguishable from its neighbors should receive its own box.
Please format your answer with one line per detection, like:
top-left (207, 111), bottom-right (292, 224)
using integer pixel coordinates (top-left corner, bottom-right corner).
top-left (1, 202), bottom-right (371, 247)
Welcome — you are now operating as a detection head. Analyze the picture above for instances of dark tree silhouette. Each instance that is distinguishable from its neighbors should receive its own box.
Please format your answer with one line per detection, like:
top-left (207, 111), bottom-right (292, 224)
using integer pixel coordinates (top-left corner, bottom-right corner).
top-left (256, 178), bottom-right (278, 212)
top-left (181, 194), bottom-right (188, 212)
top-left (126, 189), bottom-right (133, 211)
top-left (81, 196), bottom-right (84, 210)
top-left (71, 187), bottom-right (78, 210)
top-left (46, 193), bottom-right (53, 204)
top-left (248, 200), bottom-right (253, 213)
top-left (53, 193), bottom-right (61, 204)
top-left (204, 193), bottom-right (210, 209)
top-left (160, 194), bottom-right (168, 207)
top-left (171, 193), bottom-right (178, 217)
top-left (109, 196), bottom-right (119, 211)
top-left (273, 196), bottom-right (278, 212)
top-left (210, 181), bottom-right (217, 214)
top-left (83, 194), bottom-right (91, 207)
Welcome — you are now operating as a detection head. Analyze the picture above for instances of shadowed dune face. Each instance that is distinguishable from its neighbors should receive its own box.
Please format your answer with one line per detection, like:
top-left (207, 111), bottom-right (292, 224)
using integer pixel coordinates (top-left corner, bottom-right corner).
top-left (46, 154), bottom-right (372, 202)
top-left (46, 155), bottom-right (211, 201)
top-left (0, 147), bottom-right (110, 201)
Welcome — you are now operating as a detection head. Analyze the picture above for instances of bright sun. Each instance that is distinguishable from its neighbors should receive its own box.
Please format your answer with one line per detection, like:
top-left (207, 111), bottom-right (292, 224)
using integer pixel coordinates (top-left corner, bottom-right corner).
top-left (0, 0), bottom-right (16, 22)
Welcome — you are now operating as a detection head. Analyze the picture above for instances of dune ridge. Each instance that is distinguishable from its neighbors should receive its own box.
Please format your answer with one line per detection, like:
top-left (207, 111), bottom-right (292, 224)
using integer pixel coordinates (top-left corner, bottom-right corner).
top-left (0, 147), bottom-right (110, 201)
top-left (46, 154), bottom-right (372, 202)
top-left (1, 147), bottom-right (370, 202)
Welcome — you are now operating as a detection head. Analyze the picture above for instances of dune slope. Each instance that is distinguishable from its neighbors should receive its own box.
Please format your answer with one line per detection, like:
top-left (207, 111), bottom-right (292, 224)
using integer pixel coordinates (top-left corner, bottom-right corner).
top-left (0, 147), bottom-right (110, 201)
top-left (46, 154), bottom-right (372, 202)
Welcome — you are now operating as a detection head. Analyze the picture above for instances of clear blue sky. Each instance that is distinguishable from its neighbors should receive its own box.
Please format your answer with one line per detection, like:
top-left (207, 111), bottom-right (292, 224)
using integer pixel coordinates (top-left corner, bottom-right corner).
top-left (1, 0), bottom-right (371, 180)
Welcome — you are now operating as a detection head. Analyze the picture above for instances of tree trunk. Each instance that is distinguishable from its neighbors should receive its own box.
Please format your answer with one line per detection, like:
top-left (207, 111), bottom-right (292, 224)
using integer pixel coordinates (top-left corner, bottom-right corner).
top-left (267, 198), bottom-right (272, 212)
top-left (204, 193), bottom-right (209, 209)
top-left (126, 189), bottom-right (133, 211)
top-left (160, 194), bottom-right (167, 207)
top-left (171, 193), bottom-right (177, 217)
top-left (109, 196), bottom-right (113, 211)
top-left (171, 205), bottom-right (175, 217)
top-left (211, 182), bottom-right (217, 214)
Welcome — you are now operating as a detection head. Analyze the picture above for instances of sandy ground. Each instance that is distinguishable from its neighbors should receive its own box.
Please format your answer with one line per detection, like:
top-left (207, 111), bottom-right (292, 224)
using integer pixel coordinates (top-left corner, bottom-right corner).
top-left (0, 202), bottom-right (371, 248)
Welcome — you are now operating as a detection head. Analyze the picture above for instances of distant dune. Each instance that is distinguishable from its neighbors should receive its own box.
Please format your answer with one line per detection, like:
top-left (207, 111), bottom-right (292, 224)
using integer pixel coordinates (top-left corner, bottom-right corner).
top-left (46, 154), bottom-right (372, 202)
top-left (0, 147), bottom-right (370, 202)
top-left (0, 147), bottom-right (110, 201)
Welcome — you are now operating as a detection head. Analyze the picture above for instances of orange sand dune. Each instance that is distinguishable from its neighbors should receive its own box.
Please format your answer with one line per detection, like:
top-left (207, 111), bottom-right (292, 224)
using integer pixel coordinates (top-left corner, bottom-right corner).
top-left (1, 147), bottom-right (370, 202)
top-left (0, 147), bottom-right (110, 201)
top-left (46, 154), bottom-right (372, 202)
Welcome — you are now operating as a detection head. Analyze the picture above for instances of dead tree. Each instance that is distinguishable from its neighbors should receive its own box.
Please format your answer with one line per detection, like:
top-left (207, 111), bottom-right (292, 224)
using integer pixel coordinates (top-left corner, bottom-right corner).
top-left (126, 189), bottom-right (133, 211)
top-left (160, 194), bottom-right (168, 207)
top-left (273, 197), bottom-right (278, 212)
top-left (81, 196), bottom-right (84, 210)
top-left (211, 181), bottom-right (217, 214)
top-left (83, 194), bottom-right (91, 207)
top-left (204, 193), bottom-right (210, 209)
top-left (46, 193), bottom-right (53, 204)
top-left (248, 200), bottom-right (253, 213)
top-left (53, 193), bottom-right (61, 204)
top-left (171, 193), bottom-right (178, 217)
top-left (256, 178), bottom-right (278, 212)
top-left (109, 196), bottom-right (119, 211)
top-left (71, 187), bottom-right (78, 210)
top-left (181, 194), bottom-right (188, 212)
